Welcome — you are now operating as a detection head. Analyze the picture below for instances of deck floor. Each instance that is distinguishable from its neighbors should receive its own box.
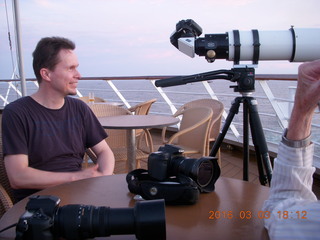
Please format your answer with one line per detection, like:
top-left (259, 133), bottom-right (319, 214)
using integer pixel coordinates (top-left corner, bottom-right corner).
top-left (112, 129), bottom-right (320, 199)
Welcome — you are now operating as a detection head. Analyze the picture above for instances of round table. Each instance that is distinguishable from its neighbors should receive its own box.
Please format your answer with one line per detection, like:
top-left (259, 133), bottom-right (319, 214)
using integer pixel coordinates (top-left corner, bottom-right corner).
top-left (98, 115), bottom-right (179, 171)
top-left (0, 174), bottom-right (270, 240)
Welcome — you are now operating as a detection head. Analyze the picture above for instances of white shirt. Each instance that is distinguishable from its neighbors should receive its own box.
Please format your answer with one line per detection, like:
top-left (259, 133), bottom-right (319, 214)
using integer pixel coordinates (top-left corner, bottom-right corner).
top-left (263, 142), bottom-right (320, 240)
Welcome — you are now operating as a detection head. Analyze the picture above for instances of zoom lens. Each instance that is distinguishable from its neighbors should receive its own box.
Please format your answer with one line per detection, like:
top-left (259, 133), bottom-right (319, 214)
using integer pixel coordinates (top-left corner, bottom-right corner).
top-left (54, 200), bottom-right (166, 240)
top-left (172, 156), bottom-right (220, 192)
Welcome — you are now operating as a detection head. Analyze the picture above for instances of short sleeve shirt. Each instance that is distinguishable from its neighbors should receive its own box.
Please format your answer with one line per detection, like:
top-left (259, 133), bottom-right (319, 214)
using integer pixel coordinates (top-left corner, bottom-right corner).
top-left (2, 96), bottom-right (107, 172)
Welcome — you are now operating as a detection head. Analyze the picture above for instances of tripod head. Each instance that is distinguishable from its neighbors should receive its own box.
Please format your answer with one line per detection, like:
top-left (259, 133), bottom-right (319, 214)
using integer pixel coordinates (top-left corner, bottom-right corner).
top-left (155, 66), bottom-right (256, 94)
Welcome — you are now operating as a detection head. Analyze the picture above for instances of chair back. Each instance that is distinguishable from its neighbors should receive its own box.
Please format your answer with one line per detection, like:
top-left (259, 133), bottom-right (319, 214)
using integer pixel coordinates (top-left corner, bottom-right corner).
top-left (128, 99), bottom-right (157, 115)
top-left (89, 103), bottom-right (131, 117)
top-left (79, 96), bottom-right (106, 103)
top-left (89, 104), bottom-right (131, 149)
top-left (88, 103), bottom-right (148, 172)
top-left (0, 114), bottom-right (14, 217)
top-left (169, 107), bottom-right (213, 156)
top-left (175, 99), bottom-right (224, 143)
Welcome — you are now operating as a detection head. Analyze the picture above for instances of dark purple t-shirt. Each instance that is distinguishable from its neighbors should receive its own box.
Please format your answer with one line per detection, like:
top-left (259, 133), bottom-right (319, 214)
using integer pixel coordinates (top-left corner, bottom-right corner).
top-left (2, 96), bottom-right (107, 200)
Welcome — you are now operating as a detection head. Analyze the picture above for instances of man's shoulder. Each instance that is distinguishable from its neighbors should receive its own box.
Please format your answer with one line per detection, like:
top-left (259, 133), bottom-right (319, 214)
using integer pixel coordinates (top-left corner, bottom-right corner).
top-left (4, 96), bottom-right (32, 111)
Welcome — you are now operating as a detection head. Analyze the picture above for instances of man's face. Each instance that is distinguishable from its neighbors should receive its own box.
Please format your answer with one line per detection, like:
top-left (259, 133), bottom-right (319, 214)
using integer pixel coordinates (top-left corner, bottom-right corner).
top-left (47, 49), bottom-right (81, 96)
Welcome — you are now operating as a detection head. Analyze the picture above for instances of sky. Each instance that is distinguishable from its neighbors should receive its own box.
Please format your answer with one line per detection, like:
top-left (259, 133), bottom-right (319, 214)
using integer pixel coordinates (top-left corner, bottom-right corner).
top-left (0, 0), bottom-right (319, 79)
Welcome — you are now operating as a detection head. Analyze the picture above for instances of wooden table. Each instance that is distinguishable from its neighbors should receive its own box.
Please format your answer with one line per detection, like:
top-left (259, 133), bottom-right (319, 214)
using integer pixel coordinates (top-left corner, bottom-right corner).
top-left (0, 175), bottom-right (270, 240)
top-left (98, 115), bottom-right (179, 171)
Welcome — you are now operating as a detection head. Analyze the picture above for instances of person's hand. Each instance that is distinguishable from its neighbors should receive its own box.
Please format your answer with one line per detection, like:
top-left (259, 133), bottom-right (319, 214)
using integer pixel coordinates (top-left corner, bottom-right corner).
top-left (287, 59), bottom-right (320, 140)
top-left (295, 59), bottom-right (320, 115)
top-left (75, 164), bottom-right (105, 180)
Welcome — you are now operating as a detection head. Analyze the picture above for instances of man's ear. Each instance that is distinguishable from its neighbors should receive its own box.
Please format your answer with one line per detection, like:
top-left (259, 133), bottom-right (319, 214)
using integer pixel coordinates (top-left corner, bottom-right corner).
top-left (40, 68), bottom-right (51, 81)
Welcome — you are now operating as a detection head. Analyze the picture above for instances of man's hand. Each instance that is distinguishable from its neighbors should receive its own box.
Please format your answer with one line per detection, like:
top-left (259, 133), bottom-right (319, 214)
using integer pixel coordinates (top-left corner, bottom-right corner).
top-left (76, 164), bottom-right (104, 179)
top-left (288, 60), bottom-right (320, 140)
top-left (295, 59), bottom-right (320, 115)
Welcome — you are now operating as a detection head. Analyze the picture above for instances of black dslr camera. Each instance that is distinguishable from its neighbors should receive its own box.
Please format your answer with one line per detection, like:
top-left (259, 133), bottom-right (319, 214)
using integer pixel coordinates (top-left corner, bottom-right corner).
top-left (16, 195), bottom-right (166, 240)
top-left (127, 145), bottom-right (220, 205)
top-left (148, 144), bottom-right (220, 192)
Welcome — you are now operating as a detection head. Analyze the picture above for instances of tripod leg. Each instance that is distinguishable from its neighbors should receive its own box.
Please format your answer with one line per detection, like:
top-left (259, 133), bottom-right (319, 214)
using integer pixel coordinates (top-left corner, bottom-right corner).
top-left (247, 97), bottom-right (273, 185)
top-left (210, 97), bottom-right (242, 157)
top-left (243, 99), bottom-right (250, 181)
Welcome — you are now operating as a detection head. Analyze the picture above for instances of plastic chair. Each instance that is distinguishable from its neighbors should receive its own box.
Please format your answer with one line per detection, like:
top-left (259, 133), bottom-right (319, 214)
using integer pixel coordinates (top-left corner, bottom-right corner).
top-left (87, 104), bottom-right (151, 172)
top-left (174, 99), bottom-right (224, 163)
top-left (79, 96), bottom-right (106, 103)
top-left (161, 107), bottom-right (213, 157)
top-left (128, 99), bottom-right (157, 153)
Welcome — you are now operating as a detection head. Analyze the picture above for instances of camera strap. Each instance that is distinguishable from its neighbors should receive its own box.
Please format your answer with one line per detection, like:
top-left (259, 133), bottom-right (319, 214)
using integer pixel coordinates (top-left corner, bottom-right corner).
top-left (126, 169), bottom-right (200, 205)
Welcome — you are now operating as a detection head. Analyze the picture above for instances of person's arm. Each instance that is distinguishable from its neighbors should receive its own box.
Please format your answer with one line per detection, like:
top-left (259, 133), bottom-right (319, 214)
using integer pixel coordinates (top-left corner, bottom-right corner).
top-left (263, 60), bottom-right (320, 239)
top-left (4, 154), bottom-right (106, 190)
top-left (90, 139), bottom-right (115, 175)
top-left (265, 60), bottom-right (320, 204)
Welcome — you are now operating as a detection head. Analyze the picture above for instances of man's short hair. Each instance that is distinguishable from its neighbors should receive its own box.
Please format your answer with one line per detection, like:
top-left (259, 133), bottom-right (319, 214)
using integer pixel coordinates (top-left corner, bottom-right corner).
top-left (32, 37), bottom-right (75, 83)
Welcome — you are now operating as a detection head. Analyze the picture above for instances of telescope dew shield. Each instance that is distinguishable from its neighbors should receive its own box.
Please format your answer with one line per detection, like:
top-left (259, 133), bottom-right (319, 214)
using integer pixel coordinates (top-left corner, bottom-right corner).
top-left (292, 28), bottom-right (320, 62)
top-left (226, 28), bottom-right (320, 63)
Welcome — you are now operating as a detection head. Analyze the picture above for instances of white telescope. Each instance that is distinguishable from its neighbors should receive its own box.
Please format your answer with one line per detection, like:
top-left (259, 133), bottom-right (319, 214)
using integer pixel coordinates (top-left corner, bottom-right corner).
top-left (171, 19), bottom-right (320, 64)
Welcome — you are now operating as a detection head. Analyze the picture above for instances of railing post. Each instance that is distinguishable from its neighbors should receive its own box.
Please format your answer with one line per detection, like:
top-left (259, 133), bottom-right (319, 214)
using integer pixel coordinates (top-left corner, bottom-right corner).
top-left (259, 80), bottom-right (288, 129)
top-left (106, 80), bottom-right (131, 108)
top-left (151, 80), bottom-right (177, 115)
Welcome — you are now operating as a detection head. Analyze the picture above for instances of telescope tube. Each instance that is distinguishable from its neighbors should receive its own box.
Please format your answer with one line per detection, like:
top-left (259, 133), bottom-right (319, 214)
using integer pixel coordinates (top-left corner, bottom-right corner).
top-left (178, 26), bottom-right (320, 64)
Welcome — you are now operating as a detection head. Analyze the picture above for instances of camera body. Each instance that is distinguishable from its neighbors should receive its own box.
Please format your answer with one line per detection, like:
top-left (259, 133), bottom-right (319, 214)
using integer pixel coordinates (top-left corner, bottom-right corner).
top-left (148, 144), bottom-right (220, 193)
top-left (148, 144), bottom-right (184, 181)
top-left (16, 195), bottom-right (59, 240)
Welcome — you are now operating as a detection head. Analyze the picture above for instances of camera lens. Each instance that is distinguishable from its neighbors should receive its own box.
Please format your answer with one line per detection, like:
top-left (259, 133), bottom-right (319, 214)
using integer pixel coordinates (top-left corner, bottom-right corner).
top-left (171, 156), bottom-right (220, 192)
top-left (54, 200), bottom-right (166, 240)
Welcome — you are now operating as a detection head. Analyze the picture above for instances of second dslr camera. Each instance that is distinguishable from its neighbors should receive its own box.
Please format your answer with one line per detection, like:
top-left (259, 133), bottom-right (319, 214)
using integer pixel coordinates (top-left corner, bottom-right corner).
top-left (148, 144), bottom-right (220, 192)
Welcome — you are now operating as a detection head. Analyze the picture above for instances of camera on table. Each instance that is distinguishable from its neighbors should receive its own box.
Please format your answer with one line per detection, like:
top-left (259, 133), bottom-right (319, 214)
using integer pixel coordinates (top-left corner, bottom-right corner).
top-left (16, 195), bottom-right (166, 240)
top-left (148, 144), bottom-right (220, 192)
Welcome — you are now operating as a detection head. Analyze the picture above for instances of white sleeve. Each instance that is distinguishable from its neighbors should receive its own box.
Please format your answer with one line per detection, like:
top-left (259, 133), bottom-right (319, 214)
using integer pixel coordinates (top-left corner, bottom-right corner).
top-left (262, 142), bottom-right (319, 240)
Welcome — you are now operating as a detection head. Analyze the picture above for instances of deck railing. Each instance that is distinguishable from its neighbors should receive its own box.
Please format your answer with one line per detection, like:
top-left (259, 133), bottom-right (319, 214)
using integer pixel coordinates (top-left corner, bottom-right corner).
top-left (1, 74), bottom-right (320, 169)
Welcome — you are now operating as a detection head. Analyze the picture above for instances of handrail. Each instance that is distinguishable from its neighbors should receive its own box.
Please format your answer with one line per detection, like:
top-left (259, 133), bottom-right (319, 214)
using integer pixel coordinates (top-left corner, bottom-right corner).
top-left (0, 73), bottom-right (298, 82)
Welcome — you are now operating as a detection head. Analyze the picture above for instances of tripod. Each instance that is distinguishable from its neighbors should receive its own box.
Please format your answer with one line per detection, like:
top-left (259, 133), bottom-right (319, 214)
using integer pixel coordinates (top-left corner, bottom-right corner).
top-left (209, 68), bottom-right (272, 186)
top-left (155, 66), bottom-right (273, 186)
top-left (210, 94), bottom-right (272, 185)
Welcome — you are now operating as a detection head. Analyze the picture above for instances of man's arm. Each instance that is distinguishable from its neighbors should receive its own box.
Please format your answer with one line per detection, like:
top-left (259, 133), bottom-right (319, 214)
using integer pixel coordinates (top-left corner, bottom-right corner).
top-left (263, 60), bottom-right (320, 239)
top-left (90, 139), bottom-right (115, 175)
top-left (4, 153), bottom-right (109, 190)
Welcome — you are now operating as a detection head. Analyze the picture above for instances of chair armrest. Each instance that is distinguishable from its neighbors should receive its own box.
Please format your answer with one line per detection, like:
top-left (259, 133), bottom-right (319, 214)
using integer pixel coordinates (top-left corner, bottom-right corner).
top-left (137, 129), bottom-right (154, 153)
top-left (128, 105), bottom-right (137, 112)
top-left (161, 110), bottom-right (182, 144)
top-left (85, 148), bottom-right (98, 164)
